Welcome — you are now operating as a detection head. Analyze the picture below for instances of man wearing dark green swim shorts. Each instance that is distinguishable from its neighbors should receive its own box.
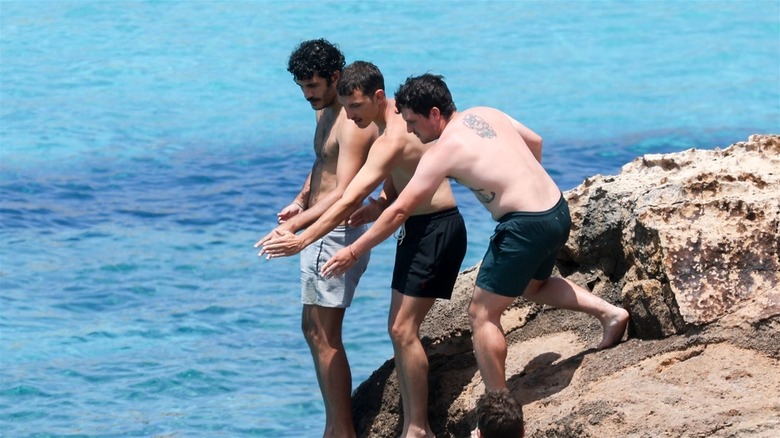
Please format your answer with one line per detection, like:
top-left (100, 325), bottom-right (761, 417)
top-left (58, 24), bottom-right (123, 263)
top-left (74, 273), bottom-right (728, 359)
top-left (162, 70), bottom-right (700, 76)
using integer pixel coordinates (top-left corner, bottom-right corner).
top-left (320, 74), bottom-right (630, 403)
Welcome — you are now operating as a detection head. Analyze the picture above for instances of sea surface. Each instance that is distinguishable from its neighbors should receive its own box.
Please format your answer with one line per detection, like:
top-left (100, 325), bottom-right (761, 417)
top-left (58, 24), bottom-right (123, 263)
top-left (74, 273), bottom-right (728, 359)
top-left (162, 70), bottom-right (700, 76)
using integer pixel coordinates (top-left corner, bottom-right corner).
top-left (1, 1), bottom-right (778, 436)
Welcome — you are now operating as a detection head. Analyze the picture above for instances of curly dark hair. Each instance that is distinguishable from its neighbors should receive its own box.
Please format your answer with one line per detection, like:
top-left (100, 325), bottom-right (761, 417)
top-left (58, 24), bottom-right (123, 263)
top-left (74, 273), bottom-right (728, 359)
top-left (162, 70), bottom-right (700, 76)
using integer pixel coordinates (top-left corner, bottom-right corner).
top-left (476, 389), bottom-right (524, 438)
top-left (337, 61), bottom-right (385, 97)
top-left (394, 73), bottom-right (456, 117)
top-left (287, 39), bottom-right (346, 83)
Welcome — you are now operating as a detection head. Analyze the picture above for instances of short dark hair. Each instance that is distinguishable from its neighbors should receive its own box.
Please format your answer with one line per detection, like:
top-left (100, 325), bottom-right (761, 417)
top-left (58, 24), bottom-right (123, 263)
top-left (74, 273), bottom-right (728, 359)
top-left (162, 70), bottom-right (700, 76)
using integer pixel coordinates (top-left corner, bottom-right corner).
top-left (477, 389), bottom-right (524, 438)
top-left (287, 38), bottom-right (345, 83)
top-left (394, 73), bottom-right (456, 117)
top-left (337, 61), bottom-right (385, 97)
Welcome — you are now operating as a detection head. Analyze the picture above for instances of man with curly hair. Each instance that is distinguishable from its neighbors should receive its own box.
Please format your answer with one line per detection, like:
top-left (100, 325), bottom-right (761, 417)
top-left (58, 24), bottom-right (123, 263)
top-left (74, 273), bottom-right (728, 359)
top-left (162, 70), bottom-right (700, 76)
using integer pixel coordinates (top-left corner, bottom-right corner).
top-left (256, 39), bottom-right (377, 438)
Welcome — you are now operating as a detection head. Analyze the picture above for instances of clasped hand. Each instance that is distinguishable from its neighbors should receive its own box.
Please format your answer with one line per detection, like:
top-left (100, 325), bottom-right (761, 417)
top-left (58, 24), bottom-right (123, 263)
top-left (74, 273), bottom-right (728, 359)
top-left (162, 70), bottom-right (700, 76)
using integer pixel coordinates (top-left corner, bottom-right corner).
top-left (255, 228), bottom-right (304, 259)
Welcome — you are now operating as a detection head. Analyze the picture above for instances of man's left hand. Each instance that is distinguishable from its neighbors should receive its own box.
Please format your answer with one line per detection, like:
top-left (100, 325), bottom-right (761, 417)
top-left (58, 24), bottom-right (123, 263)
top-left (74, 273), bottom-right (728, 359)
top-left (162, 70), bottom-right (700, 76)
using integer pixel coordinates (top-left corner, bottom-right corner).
top-left (320, 247), bottom-right (355, 278)
top-left (258, 230), bottom-right (305, 259)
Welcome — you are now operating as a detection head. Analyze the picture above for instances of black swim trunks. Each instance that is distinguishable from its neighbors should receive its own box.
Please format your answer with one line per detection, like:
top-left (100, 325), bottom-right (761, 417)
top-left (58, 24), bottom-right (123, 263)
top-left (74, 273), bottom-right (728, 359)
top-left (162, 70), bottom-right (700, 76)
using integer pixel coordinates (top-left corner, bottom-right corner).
top-left (476, 195), bottom-right (571, 297)
top-left (391, 207), bottom-right (467, 299)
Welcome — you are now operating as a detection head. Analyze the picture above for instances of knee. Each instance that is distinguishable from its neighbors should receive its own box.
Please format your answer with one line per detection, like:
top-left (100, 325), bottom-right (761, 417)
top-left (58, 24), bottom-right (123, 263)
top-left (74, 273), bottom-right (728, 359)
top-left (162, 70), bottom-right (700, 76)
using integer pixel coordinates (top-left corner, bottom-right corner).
top-left (468, 300), bottom-right (485, 327)
top-left (301, 319), bottom-right (318, 345)
top-left (468, 300), bottom-right (503, 333)
top-left (302, 319), bottom-right (338, 348)
top-left (387, 320), bottom-right (416, 346)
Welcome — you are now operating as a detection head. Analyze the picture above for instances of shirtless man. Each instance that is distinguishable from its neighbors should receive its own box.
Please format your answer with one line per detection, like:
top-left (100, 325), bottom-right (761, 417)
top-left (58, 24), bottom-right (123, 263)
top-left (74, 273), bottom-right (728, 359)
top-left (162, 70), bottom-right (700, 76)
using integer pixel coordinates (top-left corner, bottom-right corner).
top-left (256, 40), bottom-right (377, 438)
top-left (260, 62), bottom-right (467, 438)
top-left (319, 74), bottom-right (630, 395)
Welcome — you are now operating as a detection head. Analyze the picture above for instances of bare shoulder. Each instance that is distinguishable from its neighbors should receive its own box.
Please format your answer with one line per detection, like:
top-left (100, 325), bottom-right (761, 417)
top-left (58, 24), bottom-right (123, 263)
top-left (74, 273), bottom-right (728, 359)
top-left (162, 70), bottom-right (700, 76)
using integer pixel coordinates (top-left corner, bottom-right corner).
top-left (450, 107), bottom-right (522, 140)
top-left (419, 136), bottom-right (457, 169)
top-left (336, 110), bottom-right (378, 149)
top-left (460, 106), bottom-right (511, 125)
top-left (367, 130), bottom-right (403, 162)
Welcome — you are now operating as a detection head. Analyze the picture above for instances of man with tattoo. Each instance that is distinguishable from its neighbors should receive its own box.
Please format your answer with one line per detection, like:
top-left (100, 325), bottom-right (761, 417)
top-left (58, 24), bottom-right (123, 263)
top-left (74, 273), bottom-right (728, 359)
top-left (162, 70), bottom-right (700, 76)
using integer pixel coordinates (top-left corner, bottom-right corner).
top-left (260, 62), bottom-right (467, 438)
top-left (255, 39), bottom-right (377, 438)
top-left (319, 74), bottom-right (630, 397)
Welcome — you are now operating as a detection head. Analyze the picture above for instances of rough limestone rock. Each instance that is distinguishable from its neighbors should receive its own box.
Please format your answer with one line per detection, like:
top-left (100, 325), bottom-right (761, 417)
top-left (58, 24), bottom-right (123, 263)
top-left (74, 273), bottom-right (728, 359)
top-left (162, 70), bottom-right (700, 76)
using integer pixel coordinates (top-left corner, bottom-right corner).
top-left (351, 135), bottom-right (780, 438)
top-left (565, 133), bottom-right (780, 338)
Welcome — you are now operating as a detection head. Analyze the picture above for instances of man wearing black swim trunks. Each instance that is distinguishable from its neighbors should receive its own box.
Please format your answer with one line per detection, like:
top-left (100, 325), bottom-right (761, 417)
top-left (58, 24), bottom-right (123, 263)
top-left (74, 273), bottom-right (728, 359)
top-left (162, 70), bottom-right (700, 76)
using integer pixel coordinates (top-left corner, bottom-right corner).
top-left (320, 74), bottom-right (630, 412)
top-left (261, 62), bottom-right (466, 438)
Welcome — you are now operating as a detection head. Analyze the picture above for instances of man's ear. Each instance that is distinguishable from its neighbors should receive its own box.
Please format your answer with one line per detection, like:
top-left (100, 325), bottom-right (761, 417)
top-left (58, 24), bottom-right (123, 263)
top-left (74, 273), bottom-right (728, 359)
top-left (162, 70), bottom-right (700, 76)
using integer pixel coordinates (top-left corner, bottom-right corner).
top-left (330, 71), bottom-right (340, 84)
top-left (429, 106), bottom-right (441, 120)
top-left (374, 89), bottom-right (386, 102)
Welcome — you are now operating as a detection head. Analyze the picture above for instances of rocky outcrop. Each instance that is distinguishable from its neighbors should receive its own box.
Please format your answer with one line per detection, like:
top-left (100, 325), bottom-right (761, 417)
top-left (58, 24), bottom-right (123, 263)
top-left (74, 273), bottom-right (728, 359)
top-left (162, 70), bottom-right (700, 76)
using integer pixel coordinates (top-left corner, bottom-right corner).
top-left (565, 134), bottom-right (780, 337)
top-left (351, 135), bottom-right (780, 437)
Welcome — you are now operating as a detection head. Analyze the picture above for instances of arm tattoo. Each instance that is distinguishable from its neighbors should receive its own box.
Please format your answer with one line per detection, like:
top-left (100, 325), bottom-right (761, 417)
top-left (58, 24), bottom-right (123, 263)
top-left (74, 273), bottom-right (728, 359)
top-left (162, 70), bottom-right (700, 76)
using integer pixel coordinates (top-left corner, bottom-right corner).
top-left (470, 187), bottom-right (496, 204)
top-left (463, 114), bottom-right (496, 138)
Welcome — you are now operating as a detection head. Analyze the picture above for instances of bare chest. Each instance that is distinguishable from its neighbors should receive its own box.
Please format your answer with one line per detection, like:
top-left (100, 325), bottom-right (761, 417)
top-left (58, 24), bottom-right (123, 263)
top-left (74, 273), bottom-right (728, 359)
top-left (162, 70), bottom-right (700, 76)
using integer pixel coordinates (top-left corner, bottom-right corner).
top-left (313, 112), bottom-right (340, 163)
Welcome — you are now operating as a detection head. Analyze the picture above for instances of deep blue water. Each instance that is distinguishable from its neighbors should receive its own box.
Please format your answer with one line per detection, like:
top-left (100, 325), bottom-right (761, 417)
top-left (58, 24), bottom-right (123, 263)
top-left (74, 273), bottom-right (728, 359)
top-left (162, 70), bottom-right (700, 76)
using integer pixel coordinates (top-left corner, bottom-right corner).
top-left (1, 1), bottom-right (778, 436)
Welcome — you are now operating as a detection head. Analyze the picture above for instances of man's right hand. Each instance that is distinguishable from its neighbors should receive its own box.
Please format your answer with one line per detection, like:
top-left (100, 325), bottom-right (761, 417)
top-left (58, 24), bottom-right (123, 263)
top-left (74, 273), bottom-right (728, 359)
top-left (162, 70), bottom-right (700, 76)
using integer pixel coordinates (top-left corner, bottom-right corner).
top-left (255, 225), bottom-right (285, 250)
top-left (348, 196), bottom-right (385, 227)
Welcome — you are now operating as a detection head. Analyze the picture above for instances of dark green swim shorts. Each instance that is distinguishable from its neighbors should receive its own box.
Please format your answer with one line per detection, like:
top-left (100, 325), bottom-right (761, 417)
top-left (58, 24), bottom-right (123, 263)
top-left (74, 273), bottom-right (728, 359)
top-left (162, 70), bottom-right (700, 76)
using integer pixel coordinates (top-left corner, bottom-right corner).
top-left (476, 195), bottom-right (571, 297)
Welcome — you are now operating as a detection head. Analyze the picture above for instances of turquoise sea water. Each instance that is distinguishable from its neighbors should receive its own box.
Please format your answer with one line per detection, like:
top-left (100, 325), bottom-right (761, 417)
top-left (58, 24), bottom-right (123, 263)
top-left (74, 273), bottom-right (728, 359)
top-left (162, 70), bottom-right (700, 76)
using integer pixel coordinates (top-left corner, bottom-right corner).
top-left (1, 1), bottom-right (778, 436)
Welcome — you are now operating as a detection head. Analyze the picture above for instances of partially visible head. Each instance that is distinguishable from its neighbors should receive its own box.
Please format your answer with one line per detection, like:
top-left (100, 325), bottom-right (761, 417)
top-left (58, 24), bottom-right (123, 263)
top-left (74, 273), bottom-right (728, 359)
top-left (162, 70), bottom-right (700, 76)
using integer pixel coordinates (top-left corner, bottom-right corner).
top-left (287, 39), bottom-right (345, 109)
top-left (394, 73), bottom-right (456, 119)
top-left (337, 61), bottom-right (386, 128)
top-left (476, 389), bottom-right (525, 438)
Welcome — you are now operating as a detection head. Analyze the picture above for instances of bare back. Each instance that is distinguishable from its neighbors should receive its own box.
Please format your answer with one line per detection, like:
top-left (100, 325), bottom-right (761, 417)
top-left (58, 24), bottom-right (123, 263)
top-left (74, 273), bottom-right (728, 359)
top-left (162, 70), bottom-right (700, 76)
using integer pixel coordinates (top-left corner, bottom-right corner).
top-left (425, 107), bottom-right (560, 220)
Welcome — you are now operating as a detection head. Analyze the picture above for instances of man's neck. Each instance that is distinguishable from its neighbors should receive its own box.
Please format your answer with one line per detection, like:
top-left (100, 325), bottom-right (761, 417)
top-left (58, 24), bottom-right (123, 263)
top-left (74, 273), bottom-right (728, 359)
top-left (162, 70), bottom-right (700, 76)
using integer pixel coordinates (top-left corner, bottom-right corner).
top-left (325, 97), bottom-right (342, 113)
top-left (374, 99), bottom-right (390, 133)
top-left (437, 111), bottom-right (456, 139)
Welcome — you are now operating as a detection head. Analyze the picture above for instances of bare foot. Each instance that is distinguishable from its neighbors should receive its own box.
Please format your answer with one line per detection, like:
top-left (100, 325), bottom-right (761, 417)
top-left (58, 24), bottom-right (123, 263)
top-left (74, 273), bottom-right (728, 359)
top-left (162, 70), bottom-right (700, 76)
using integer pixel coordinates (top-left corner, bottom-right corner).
top-left (597, 307), bottom-right (629, 349)
top-left (401, 424), bottom-right (435, 438)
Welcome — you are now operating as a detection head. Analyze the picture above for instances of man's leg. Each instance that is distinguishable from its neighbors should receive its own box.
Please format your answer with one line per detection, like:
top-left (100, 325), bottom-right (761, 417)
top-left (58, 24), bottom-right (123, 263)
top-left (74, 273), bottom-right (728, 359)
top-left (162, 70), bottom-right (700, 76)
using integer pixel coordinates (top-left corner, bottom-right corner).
top-left (388, 290), bottom-right (437, 438)
top-left (302, 304), bottom-right (355, 438)
top-left (522, 277), bottom-right (629, 349)
top-left (468, 286), bottom-right (517, 390)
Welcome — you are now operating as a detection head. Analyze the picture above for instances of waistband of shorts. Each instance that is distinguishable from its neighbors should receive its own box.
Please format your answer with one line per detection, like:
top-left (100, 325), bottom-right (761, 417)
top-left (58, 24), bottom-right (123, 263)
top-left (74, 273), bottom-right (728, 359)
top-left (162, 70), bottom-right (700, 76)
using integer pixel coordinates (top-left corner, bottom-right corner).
top-left (496, 194), bottom-right (566, 223)
top-left (329, 223), bottom-right (368, 233)
top-left (404, 207), bottom-right (461, 225)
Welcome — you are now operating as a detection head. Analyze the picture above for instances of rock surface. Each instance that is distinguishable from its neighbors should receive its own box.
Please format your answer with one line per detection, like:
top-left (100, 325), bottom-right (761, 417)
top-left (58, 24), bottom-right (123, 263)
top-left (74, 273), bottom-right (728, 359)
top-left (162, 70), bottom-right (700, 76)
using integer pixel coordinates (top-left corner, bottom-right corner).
top-left (351, 135), bottom-right (780, 438)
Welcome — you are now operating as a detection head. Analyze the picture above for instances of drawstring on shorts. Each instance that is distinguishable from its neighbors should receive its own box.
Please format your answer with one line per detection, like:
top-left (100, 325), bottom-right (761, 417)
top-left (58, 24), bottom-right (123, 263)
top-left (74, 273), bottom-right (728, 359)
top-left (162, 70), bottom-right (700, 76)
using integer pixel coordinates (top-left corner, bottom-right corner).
top-left (394, 224), bottom-right (406, 246)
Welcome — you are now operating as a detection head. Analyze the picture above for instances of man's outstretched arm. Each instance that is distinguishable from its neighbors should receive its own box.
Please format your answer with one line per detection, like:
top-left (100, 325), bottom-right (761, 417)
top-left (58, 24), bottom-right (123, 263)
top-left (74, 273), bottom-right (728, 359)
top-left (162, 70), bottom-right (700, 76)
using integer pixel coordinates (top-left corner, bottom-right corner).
top-left (260, 136), bottom-right (400, 258)
top-left (254, 120), bottom-right (376, 251)
top-left (320, 150), bottom-right (445, 277)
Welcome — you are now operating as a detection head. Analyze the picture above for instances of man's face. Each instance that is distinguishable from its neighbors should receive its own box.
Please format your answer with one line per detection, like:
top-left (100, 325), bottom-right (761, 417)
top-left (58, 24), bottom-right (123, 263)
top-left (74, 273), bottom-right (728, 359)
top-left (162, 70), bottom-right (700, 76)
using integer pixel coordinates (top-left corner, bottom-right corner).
top-left (295, 73), bottom-right (337, 110)
top-left (400, 107), bottom-right (439, 143)
top-left (338, 89), bottom-right (379, 129)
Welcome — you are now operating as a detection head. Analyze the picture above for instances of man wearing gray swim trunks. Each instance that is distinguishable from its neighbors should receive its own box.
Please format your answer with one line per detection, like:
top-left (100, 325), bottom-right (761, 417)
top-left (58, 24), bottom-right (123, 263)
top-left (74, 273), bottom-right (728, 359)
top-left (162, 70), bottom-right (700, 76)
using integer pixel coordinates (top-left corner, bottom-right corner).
top-left (255, 40), bottom-right (377, 438)
top-left (320, 75), bottom-right (630, 420)
top-left (261, 62), bottom-right (466, 438)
